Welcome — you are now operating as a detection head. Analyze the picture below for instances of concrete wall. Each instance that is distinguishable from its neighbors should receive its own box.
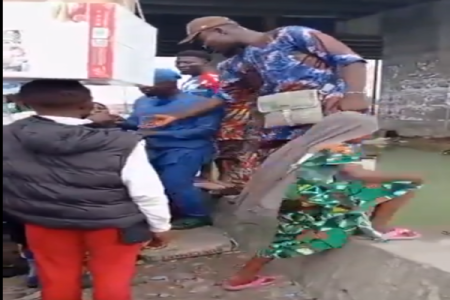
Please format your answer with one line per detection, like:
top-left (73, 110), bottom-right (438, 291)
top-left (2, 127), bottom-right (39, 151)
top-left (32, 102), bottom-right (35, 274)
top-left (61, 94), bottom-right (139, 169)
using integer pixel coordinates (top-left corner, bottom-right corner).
top-left (379, 0), bottom-right (450, 137)
top-left (340, 0), bottom-right (450, 137)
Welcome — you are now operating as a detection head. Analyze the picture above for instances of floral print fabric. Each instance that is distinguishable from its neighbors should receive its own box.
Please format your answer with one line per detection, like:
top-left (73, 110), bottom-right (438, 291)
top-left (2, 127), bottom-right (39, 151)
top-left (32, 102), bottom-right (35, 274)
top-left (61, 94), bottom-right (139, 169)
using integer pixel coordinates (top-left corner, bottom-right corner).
top-left (181, 73), bottom-right (223, 98)
top-left (217, 26), bottom-right (365, 141)
top-left (257, 143), bottom-right (420, 258)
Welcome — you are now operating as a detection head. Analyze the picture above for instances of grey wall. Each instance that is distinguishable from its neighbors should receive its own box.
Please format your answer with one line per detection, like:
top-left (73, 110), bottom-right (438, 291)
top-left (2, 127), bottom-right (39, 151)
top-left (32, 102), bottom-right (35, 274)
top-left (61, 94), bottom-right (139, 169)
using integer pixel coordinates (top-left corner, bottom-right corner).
top-left (379, 0), bottom-right (450, 137)
top-left (339, 0), bottom-right (450, 137)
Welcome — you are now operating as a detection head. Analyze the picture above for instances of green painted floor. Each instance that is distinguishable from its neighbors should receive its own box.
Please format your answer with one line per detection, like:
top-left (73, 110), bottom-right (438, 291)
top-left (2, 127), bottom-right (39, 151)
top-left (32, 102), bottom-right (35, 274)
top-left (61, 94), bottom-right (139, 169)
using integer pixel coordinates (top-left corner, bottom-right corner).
top-left (377, 148), bottom-right (450, 227)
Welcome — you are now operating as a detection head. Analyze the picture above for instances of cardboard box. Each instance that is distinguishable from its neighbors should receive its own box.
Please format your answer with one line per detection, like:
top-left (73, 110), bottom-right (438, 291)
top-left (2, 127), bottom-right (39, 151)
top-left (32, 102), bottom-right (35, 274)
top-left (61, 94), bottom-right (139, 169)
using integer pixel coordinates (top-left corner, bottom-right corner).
top-left (3, 0), bottom-right (138, 12)
top-left (3, 2), bottom-right (157, 86)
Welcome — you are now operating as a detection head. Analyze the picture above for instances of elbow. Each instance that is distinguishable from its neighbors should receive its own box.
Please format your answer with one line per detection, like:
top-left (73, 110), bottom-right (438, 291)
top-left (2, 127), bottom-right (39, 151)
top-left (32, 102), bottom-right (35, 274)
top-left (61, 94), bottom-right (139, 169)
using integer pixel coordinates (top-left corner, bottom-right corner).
top-left (333, 54), bottom-right (366, 67)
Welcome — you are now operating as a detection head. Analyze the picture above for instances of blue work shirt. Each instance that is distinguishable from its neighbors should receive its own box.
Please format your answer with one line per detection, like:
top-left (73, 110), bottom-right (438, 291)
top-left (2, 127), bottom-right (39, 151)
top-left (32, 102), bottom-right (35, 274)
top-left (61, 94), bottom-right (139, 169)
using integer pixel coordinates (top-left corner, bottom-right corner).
top-left (125, 92), bottom-right (224, 150)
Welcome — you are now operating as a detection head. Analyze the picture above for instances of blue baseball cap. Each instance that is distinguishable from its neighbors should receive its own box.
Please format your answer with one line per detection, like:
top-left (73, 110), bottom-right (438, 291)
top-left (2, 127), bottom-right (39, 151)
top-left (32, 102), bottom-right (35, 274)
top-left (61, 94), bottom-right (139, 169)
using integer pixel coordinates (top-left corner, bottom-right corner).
top-left (153, 68), bottom-right (181, 84)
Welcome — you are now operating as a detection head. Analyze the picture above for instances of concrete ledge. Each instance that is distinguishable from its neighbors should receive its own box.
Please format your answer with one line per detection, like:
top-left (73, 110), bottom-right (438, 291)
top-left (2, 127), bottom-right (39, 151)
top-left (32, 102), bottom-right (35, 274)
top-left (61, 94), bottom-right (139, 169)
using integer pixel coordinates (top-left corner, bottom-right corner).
top-left (140, 226), bottom-right (234, 262)
top-left (269, 238), bottom-right (450, 300)
top-left (214, 197), bottom-right (450, 300)
top-left (380, 119), bottom-right (450, 138)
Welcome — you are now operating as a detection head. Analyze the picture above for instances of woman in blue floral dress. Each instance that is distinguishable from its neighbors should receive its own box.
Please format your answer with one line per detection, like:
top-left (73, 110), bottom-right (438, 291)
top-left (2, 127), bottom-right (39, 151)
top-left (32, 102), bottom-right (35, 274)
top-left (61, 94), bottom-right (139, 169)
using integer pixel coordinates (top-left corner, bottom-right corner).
top-left (214, 112), bottom-right (422, 291)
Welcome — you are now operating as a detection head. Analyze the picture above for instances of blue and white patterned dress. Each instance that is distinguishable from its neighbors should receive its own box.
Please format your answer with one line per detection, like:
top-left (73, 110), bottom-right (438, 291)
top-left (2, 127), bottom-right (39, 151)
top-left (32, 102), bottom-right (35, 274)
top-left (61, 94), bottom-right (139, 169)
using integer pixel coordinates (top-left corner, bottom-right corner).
top-left (217, 26), bottom-right (366, 141)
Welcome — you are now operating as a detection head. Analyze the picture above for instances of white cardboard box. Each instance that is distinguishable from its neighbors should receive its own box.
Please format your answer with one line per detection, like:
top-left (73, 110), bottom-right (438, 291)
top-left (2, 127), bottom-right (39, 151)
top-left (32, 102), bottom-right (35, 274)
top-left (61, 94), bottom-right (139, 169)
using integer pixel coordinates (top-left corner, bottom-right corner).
top-left (3, 2), bottom-right (157, 86)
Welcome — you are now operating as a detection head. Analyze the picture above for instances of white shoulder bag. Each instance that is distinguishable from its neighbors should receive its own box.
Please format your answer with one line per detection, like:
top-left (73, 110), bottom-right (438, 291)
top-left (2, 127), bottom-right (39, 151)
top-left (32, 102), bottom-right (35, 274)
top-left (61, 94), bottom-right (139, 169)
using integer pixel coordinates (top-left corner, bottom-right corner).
top-left (257, 89), bottom-right (324, 128)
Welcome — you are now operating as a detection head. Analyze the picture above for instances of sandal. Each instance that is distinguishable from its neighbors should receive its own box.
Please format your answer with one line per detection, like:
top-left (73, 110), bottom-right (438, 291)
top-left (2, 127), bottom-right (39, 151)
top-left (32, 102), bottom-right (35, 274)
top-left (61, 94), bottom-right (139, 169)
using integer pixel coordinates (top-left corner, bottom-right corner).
top-left (382, 227), bottom-right (421, 240)
top-left (144, 243), bottom-right (168, 250)
top-left (222, 276), bottom-right (277, 291)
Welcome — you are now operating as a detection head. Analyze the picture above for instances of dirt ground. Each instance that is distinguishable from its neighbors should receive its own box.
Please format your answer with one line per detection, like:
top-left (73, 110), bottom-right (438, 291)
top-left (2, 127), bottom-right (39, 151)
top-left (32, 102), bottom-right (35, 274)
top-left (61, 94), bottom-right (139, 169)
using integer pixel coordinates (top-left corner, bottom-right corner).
top-left (3, 253), bottom-right (313, 300)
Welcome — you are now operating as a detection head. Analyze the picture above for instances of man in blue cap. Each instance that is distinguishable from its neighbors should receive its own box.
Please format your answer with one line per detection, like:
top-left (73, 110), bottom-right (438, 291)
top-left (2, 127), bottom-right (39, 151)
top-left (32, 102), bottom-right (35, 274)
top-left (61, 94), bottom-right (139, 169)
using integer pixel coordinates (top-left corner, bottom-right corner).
top-left (124, 68), bottom-right (224, 230)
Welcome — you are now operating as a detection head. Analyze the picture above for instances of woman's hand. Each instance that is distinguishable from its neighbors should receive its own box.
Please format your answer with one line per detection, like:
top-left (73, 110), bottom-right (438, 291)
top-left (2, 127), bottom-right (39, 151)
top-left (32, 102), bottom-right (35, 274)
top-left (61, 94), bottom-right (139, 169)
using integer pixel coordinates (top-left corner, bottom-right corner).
top-left (323, 96), bottom-right (341, 115)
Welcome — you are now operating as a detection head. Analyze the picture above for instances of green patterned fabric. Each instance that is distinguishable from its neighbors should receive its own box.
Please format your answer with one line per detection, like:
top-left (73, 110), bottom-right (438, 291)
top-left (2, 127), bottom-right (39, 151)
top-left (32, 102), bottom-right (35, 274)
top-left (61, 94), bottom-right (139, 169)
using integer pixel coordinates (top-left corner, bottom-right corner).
top-left (257, 144), bottom-right (420, 259)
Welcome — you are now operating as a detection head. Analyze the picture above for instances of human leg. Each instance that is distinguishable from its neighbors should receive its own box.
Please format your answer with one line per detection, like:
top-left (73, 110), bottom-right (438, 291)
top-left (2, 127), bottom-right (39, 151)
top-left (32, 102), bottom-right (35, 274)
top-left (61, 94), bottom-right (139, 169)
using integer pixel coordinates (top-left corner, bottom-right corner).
top-left (215, 140), bottom-right (242, 184)
top-left (195, 162), bottom-right (234, 190)
top-left (223, 256), bottom-right (274, 290)
top-left (258, 140), bottom-right (289, 163)
top-left (356, 181), bottom-right (421, 239)
top-left (85, 228), bottom-right (141, 300)
top-left (223, 207), bottom-right (348, 290)
top-left (223, 228), bottom-right (347, 290)
top-left (156, 151), bottom-right (212, 229)
top-left (25, 224), bottom-right (85, 300)
top-left (216, 140), bottom-right (260, 190)
top-left (159, 164), bottom-right (209, 218)
top-left (371, 191), bottom-right (414, 231)
top-left (3, 213), bottom-right (35, 285)
top-left (371, 191), bottom-right (421, 239)
top-left (198, 162), bottom-right (213, 181)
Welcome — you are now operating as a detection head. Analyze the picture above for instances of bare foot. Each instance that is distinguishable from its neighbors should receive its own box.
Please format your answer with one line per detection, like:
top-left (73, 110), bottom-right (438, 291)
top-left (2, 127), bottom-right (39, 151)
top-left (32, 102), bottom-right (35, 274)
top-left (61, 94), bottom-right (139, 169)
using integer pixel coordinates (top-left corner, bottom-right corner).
top-left (223, 275), bottom-right (276, 291)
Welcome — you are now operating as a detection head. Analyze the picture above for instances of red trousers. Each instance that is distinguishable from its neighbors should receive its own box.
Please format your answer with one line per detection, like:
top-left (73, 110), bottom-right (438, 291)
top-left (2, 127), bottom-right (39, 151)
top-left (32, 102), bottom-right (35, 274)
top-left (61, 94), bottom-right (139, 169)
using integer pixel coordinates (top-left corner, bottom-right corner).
top-left (25, 224), bottom-right (142, 300)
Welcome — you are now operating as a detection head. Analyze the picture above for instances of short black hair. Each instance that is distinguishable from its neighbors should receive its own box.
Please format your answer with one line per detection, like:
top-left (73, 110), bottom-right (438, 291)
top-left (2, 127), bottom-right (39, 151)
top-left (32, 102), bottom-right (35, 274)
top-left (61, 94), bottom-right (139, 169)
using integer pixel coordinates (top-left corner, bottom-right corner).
top-left (93, 102), bottom-right (107, 109)
top-left (176, 50), bottom-right (212, 62)
top-left (18, 79), bottom-right (91, 108)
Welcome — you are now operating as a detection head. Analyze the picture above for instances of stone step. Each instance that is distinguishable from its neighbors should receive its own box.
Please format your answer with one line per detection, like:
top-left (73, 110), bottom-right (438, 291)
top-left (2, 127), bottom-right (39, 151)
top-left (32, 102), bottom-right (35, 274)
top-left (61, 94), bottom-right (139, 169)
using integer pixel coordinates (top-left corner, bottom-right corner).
top-left (268, 233), bottom-right (450, 300)
top-left (140, 226), bottom-right (236, 262)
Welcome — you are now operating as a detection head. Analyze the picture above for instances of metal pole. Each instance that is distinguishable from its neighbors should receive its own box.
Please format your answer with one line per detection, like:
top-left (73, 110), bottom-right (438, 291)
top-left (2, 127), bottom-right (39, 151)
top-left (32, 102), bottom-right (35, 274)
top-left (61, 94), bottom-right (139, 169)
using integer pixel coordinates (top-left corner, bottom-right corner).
top-left (444, 102), bottom-right (450, 134)
top-left (370, 59), bottom-right (380, 115)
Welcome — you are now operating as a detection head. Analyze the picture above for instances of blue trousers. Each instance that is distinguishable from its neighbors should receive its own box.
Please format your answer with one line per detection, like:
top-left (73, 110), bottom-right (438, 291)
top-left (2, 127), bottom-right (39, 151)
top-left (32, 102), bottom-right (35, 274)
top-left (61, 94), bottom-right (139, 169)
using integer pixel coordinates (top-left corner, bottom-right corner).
top-left (152, 149), bottom-right (210, 218)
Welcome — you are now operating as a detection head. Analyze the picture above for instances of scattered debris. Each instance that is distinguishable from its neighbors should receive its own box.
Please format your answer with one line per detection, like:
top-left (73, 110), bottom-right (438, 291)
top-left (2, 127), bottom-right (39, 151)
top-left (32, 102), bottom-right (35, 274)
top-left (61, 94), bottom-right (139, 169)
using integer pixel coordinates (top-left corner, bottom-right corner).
top-left (4, 254), bottom-right (313, 300)
top-left (149, 275), bottom-right (169, 281)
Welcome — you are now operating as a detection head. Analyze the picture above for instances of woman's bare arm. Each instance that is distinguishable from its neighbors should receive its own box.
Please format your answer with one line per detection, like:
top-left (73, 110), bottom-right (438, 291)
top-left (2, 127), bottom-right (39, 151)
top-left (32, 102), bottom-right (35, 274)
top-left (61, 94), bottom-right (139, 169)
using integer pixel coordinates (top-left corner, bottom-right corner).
top-left (312, 31), bottom-right (367, 94)
top-left (340, 164), bottom-right (423, 184)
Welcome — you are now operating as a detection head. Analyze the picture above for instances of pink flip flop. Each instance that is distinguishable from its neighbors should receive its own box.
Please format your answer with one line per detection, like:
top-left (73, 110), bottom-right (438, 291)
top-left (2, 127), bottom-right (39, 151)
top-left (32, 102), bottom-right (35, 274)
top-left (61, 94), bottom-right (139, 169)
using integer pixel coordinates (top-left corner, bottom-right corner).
top-left (222, 276), bottom-right (277, 291)
top-left (383, 227), bottom-right (421, 240)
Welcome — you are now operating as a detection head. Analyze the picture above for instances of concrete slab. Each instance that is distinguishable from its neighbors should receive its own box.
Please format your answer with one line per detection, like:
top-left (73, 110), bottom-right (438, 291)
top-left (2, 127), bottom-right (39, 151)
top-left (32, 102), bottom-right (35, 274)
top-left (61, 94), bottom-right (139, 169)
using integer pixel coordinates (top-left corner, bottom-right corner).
top-left (140, 226), bottom-right (235, 262)
top-left (269, 237), bottom-right (450, 300)
top-left (214, 198), bottom-right (450, 300)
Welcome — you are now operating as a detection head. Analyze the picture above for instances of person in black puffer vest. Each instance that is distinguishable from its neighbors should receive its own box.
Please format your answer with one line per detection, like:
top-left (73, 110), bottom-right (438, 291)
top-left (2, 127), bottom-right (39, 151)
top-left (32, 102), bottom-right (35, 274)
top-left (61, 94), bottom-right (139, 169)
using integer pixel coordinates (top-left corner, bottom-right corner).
top-left (3, 79), bottom-right (171, 300)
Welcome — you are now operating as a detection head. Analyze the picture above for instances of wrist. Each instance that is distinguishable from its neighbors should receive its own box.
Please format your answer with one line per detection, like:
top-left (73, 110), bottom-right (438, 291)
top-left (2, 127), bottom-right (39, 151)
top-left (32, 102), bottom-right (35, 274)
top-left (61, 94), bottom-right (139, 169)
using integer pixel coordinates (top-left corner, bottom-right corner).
top-left (150, 224), bottom-right (171, 232)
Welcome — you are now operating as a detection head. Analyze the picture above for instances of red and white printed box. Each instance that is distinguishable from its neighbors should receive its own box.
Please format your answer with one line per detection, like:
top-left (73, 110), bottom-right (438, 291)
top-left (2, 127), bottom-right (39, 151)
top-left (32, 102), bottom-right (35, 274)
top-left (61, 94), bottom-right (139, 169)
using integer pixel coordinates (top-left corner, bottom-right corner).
top-left (3, 2), bottom-right (157, 86)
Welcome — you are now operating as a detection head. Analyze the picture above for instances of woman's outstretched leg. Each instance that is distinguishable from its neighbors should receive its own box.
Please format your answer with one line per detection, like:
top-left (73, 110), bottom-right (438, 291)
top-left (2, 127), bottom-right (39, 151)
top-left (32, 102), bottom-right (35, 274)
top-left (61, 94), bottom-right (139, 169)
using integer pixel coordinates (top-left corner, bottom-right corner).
top-left (223, 256), bottom-right (274, 290)
top-left (371, 191), bottom-right (421, 239)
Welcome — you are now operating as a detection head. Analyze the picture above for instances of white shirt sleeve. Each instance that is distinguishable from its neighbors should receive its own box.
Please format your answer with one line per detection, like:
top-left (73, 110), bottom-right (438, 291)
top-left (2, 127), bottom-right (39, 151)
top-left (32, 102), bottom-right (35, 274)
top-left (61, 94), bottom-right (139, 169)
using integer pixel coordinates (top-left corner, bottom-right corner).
top-left (121, 141), bottom-right (171, 232)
